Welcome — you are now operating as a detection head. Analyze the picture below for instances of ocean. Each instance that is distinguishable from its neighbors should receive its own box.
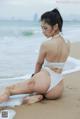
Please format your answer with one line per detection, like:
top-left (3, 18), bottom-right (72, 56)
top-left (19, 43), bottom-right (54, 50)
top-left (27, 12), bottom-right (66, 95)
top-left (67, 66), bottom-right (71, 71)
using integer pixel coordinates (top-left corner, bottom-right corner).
top-left (0, 20), bottom-right (80, 79)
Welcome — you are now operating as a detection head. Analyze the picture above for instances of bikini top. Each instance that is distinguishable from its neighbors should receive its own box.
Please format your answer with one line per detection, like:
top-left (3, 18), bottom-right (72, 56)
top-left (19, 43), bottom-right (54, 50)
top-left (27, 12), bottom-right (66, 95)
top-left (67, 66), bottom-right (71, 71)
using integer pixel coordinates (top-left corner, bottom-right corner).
top-left (43, 34), bottom-right (69, 69)
top-left (43, 59), bottom-right (65, 69)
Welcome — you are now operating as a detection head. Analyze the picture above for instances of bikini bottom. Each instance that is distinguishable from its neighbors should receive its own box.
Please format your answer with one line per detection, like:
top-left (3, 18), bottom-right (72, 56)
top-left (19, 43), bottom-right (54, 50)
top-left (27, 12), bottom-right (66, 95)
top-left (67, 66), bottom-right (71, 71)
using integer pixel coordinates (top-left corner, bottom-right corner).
top-left (43, 67), bottom-right (63, 92)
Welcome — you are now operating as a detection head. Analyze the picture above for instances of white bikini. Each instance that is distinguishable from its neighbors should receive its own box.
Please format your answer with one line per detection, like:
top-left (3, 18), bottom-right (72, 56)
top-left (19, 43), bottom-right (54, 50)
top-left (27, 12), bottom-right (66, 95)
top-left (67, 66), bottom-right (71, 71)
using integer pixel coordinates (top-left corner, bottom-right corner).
top-left (42, 33), bottom-right (68, 92)
top-left (40, 33), bottom-right (69, 92)
top-left (43, 60), bottom-right (65, 92)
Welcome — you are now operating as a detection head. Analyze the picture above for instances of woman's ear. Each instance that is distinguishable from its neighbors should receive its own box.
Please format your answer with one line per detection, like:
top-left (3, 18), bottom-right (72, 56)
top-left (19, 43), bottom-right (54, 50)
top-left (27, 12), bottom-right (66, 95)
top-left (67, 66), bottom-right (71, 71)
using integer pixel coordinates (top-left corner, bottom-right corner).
top-left (53, 24), bottom-right (58, 31)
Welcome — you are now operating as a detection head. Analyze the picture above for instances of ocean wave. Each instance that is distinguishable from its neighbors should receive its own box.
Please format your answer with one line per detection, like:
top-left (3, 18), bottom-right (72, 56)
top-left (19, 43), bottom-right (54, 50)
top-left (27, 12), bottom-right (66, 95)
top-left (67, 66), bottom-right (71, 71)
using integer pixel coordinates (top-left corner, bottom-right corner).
top-left (22, 30), bottom-right (34, 36)
top-left (0, 28), bottom-right (41, 37)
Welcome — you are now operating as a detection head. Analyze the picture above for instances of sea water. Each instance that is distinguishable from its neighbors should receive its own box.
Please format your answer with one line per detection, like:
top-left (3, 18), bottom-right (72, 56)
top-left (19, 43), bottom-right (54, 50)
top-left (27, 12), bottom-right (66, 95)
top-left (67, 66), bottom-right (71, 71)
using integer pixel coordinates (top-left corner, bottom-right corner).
top-left (0, 20), bottom-right (80, 79)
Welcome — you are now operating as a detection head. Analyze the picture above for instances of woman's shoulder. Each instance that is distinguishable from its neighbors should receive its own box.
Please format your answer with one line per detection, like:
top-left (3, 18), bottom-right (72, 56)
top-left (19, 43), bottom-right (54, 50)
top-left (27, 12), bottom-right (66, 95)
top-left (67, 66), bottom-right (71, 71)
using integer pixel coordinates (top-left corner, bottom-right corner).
top-left (63, 38), bottom-right (71, 48)
top-left (40, 41), bottom-right (47, 52)
top-left (42, 40), bottom-right (58, 53)
top-left (62, 37), bottom-right (71, 55)
top-left (61, 35), bottom-right (71, 45)
top-left (40, 41), bottom-right (48, 49)
top-left (42, 39), bottom-right (56, 46)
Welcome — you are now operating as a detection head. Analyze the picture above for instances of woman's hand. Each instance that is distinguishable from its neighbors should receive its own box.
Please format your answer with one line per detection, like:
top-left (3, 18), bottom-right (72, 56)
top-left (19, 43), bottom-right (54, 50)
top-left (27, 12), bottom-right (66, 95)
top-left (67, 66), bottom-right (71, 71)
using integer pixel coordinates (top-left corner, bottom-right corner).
top-left (31, 73), bottom-right (35, 77)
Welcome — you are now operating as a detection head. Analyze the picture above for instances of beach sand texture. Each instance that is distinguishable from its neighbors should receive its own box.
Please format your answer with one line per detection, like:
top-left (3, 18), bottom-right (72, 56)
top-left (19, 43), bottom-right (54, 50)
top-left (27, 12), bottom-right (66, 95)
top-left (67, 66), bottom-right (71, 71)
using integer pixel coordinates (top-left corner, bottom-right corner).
top-left (0, 42), bottom-right (80, 119)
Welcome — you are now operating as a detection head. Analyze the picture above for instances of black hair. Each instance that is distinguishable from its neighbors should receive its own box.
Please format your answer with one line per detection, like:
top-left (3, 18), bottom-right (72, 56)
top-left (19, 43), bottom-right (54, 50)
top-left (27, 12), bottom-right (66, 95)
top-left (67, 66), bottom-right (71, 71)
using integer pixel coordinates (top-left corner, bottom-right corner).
top-left (40, 8), bottom-right (63, 32)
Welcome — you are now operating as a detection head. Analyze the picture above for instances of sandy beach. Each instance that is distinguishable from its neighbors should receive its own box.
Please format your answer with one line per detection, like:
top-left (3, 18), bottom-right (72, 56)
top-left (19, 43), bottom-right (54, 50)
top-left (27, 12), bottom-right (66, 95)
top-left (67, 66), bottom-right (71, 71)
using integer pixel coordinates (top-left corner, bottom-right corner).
top-left (0, 42), bottom-right (80, 119)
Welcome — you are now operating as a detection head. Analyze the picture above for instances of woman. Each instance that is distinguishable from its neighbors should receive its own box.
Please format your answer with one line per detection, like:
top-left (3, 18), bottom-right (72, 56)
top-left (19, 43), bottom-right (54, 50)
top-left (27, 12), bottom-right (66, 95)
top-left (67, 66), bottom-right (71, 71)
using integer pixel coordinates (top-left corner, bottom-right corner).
top-left (0, 8), bottom-right (70, 104)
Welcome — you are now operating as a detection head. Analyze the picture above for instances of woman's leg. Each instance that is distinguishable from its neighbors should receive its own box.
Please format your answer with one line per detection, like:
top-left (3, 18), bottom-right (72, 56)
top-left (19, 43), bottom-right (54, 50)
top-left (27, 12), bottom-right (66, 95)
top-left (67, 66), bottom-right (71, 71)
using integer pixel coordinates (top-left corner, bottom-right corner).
top-left (0, 79), bottom-right (35, 102)
top-left (22, 94), bottom-right (44, 104)
top-left (0, 71), bottom-right (50, 102)
top-left (7, 79), bottom-right (35, 94)
top-left (45, 80), bottom-right (64, 100)
top-left (23, 80), bottom-right (64, 104)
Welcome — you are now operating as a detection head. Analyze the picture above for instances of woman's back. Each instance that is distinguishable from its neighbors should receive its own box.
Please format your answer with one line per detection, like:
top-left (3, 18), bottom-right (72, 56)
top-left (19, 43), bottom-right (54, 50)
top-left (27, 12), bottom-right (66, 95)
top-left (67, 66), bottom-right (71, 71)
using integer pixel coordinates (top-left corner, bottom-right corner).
top-left (44, 34), bottom-right (70, 63)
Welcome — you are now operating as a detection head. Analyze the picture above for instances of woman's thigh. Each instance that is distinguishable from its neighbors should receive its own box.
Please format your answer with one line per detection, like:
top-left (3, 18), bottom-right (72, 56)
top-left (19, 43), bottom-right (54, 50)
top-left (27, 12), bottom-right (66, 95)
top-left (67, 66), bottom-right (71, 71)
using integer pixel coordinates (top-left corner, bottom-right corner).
top-left (33, 70), bottom-right (50, 94)
top-left (44, 80), bottom-right (64, 99)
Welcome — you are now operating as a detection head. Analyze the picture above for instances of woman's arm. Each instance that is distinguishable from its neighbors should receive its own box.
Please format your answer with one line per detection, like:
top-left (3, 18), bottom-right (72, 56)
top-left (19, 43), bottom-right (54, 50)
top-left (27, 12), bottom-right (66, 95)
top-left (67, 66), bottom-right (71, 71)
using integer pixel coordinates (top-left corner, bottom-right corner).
top-left (33, 43), bottom-right (46, 75)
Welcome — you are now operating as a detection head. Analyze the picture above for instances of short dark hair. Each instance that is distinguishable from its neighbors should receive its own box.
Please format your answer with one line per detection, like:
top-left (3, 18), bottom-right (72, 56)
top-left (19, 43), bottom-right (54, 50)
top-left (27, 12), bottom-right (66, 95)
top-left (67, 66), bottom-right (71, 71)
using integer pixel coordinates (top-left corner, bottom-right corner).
top-left (40, 8), bottom-right (63, 32)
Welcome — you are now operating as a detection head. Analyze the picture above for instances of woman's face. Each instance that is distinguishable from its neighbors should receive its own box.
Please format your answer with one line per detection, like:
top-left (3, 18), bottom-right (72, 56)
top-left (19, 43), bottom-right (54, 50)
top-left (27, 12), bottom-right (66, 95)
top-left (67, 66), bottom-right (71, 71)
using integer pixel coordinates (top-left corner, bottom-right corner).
top-left (41, 21), bottom-right (54, 38)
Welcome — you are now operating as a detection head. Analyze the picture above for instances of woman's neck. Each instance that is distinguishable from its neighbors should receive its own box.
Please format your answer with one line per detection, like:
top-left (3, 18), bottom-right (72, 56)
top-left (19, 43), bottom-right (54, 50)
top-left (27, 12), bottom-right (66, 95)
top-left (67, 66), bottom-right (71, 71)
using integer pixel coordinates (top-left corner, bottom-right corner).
top-left (52, 32), bottom-right (61, 39)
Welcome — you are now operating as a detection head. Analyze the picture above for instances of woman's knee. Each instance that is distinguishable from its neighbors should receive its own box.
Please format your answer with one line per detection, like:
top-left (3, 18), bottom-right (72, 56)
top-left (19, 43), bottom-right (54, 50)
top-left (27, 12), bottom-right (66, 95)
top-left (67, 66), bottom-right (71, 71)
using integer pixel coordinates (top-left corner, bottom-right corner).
top-left (45, 92), bottom-right (63, 100)
top-left (45, 87), bottom-right (64, 100)
top-left (53, 86), bottom-right (64, 99)
top-left (5, 85), bottom-right (16, 94)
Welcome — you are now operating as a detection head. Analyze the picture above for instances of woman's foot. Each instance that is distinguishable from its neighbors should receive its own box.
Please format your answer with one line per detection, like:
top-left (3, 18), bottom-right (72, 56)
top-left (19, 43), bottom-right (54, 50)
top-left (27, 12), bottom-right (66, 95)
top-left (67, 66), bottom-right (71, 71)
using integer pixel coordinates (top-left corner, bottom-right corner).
top-left (0, 94), bottom-right (9, 102)
top-left (0, 89), bottom-right (10, 102)
top-left (23, 95), bottom-right (43, 104)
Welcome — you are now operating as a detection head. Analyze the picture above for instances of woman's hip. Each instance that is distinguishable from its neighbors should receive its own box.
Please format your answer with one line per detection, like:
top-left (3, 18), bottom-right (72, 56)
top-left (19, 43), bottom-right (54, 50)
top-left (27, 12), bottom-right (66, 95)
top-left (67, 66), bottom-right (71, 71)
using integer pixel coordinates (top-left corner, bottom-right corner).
top-left (32, 70), bottom-right (51, 93)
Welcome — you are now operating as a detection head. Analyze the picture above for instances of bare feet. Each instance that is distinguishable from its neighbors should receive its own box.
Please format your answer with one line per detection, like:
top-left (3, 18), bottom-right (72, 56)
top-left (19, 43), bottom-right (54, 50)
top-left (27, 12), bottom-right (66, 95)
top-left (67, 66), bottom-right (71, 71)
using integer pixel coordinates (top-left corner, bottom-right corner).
top-left (23, 95), bottom-right (43, 104)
